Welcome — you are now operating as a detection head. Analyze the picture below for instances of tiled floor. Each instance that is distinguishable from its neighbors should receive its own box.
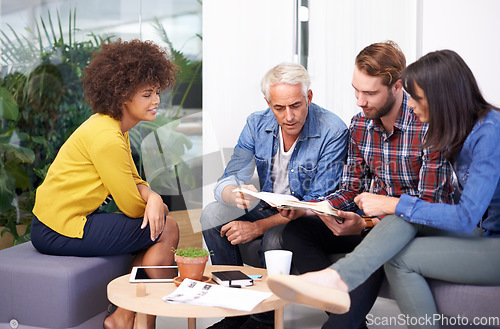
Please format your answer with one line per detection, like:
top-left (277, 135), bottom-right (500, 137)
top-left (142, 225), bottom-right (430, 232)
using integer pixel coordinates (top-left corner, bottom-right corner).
top-left (156, 296), bottom-right (407, 329)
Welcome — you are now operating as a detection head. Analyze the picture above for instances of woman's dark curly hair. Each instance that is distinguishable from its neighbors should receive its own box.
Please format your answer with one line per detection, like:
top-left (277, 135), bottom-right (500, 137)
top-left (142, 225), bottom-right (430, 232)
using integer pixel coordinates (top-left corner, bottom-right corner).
top-left (82, 39), bottom-right (177, 120)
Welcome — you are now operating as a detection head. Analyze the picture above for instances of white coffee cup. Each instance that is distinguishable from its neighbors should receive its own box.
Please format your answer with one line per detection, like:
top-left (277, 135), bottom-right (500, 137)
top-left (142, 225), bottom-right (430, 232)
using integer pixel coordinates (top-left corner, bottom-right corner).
top-left (264, 250), bottom-right (293, 276)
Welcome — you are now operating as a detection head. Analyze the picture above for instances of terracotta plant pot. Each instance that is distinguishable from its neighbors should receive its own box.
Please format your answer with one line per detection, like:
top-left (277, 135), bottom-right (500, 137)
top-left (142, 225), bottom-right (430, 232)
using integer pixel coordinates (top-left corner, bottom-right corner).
top-left (174, 254), bottom-right (208, 281)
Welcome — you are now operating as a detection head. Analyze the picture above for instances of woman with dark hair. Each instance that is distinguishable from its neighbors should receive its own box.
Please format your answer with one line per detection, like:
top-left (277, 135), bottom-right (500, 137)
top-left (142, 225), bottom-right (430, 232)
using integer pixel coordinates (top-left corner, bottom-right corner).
top-left (268, 49), bottom-right (500, 329)
top-left (31, 39), bottom-right (179, 329)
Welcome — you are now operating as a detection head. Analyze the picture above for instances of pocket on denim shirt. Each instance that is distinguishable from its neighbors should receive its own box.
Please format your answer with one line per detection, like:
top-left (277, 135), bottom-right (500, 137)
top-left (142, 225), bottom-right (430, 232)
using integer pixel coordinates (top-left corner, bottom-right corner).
top-left (298, 164), bottom-right (318, 192)
top-left (255, 156), bottom-right (269, 184)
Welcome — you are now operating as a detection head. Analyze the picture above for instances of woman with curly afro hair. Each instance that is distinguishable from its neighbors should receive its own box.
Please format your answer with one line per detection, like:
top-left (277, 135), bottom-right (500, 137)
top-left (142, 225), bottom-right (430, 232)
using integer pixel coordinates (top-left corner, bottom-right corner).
top-left (31, 39), bottom-right (179, 329)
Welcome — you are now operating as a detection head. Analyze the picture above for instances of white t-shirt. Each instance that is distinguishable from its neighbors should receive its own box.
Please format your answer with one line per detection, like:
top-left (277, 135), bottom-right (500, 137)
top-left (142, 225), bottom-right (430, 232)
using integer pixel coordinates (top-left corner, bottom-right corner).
top-left (271, 127), bottom-right (298, 195)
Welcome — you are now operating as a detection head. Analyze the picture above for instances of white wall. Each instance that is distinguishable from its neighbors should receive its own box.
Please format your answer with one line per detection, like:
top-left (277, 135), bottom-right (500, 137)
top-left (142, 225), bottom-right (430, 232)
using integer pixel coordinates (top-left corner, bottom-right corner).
top-left (203, 0), bottom-right (296, 151)
top-left (308, 0), bottom-right (418, 124)
top-left (202, 0), bottom-right (296, 204)
top-left (420, 0), bottom-right (500, 107)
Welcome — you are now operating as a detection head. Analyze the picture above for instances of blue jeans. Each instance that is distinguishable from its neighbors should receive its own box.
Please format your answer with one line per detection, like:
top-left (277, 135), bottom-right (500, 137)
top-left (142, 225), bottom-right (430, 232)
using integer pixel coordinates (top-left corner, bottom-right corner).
top-left (384, 228), bottom-right (500, 329)
top-left (201, 200), bottom-right (282, 267)
top-left (331, 215), bottom-right (500, 329)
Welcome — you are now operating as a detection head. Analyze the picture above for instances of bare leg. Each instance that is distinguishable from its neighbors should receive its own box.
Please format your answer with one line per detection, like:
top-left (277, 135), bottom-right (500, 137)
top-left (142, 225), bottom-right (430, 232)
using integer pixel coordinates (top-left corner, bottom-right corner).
top-left (140, 216), bottom-right (179, 266)
top-left (104, 216), bottom-right (180, 329)
top-left (139, 216), bottom-right (179, 329)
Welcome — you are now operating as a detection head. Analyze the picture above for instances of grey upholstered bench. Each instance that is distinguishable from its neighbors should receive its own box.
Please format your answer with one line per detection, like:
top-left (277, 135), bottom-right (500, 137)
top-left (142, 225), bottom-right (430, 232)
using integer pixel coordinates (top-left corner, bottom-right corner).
top-left (0, 242), bottom-right (133, 329)
top-left (239, 237), bottom-right (500, 328)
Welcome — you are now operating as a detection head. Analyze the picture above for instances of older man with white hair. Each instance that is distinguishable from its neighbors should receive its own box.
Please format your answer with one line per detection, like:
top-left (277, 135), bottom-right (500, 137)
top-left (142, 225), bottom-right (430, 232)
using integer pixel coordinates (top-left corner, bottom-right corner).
top-left (201, 62), bottom-right (348, 329)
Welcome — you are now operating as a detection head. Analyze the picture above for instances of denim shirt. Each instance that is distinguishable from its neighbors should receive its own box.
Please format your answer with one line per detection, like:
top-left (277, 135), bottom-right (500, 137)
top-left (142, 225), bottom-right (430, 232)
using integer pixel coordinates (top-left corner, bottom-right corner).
top-left (214, 103), bottom-right (348, 205)
top-left (396, 110), bottom-right (500, 236)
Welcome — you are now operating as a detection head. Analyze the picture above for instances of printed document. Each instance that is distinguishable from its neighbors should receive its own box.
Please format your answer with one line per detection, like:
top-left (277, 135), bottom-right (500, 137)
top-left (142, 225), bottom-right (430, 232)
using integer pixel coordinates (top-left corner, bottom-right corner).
top-left (162, 279), bottom-right (272, 311)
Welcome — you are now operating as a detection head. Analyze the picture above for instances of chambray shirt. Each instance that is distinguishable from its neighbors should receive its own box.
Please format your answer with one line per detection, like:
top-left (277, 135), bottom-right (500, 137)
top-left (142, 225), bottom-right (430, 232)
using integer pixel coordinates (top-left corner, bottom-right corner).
top-left (214, 103), bottom-right (348, 205)
top-left (326, 92), bottom-right (454, 211)
top-left (396, 109), bottom-right (500, 236)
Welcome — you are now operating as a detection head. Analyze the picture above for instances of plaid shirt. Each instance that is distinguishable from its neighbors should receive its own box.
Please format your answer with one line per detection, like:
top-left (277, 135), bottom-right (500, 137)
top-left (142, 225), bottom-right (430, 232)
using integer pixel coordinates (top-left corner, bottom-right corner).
top-left (327, 92), bottom-right (454, 211)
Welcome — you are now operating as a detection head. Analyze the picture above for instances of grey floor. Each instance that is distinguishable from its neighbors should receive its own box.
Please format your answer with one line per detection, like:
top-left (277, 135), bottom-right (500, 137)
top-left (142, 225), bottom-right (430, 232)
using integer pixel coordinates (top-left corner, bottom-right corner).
top-left (156, 296), bottom-right (408, 329)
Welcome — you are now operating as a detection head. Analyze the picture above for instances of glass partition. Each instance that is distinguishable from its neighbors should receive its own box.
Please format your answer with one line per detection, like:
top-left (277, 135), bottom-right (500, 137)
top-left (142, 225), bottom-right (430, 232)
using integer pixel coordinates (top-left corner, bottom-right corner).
top-left (0, 0), bottom-right (202, 244)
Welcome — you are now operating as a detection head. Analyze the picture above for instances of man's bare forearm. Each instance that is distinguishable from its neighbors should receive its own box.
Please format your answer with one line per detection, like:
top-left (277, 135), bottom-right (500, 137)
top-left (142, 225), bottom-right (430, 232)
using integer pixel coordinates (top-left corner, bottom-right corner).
top-left (221, 184), bottom-right (238, 206)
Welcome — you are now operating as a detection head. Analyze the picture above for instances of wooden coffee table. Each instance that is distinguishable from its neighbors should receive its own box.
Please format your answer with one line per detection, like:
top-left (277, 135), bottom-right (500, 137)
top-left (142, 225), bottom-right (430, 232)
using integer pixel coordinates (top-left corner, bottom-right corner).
top-left (107, 265), bottom-right (289, 329)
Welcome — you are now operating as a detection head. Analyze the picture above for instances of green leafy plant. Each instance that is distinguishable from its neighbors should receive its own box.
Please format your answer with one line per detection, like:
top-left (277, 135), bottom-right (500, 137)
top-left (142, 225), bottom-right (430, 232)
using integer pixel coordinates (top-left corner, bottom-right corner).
top-left (0, 87), bottom-right (35, 244)
top-left (131, 117), bottom-right (197, 201)
top-left (172, 247), bottom-right (212, 258)
top-left (0, 9), bottom-right (110, 245)
top-left (151, 17), bottom-right (202, 117)
top-left (128, 17), bottom-right (202, 202)
top-left (1, 9), bottom-right (109, 175)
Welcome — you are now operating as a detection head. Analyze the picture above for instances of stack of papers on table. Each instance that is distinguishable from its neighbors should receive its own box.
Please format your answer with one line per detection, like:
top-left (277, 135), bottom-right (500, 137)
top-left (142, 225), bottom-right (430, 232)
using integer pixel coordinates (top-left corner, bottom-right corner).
top-left (162, 279), bottom-right (272, 311)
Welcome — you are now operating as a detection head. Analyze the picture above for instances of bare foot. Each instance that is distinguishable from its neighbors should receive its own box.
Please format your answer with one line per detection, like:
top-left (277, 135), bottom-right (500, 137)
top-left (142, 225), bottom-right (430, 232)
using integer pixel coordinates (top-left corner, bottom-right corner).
top-left (104, 307), bottom-right (134, 329)
top-left (301, 268), bottom-right (349, 292)
top-left (267, 269), bottom-right (351, 314)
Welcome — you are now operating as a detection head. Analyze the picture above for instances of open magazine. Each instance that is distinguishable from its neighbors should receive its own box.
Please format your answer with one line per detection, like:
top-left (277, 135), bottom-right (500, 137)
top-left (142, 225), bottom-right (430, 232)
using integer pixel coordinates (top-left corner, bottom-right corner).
top-left (233, 187), bottom-right (339, 216)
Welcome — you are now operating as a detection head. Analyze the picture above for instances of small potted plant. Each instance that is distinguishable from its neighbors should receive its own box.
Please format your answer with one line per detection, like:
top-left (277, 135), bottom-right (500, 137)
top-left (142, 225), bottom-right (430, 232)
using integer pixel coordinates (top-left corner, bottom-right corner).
top-left (173, 247), bottom-right (212, 283)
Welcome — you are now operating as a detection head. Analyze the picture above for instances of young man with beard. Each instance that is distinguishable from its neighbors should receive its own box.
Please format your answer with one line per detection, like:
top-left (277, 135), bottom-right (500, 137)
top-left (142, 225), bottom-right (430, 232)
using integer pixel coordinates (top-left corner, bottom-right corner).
top-left (278, 41), bottom-right (454, 329)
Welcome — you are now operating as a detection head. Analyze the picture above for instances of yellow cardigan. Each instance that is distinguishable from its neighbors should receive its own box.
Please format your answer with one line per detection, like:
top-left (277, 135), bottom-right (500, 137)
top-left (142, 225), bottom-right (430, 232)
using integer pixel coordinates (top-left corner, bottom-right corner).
top-left (33, 114), bottom-right (149, 238)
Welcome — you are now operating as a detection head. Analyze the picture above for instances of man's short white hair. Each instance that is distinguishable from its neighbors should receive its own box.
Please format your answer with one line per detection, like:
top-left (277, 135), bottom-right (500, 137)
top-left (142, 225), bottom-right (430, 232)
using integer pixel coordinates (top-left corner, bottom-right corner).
top-left (260, 62), bottom-right (311, 102)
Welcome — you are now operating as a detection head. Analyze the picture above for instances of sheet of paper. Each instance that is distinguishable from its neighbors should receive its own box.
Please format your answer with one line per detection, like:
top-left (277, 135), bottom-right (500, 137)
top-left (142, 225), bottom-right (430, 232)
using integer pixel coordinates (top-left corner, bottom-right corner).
top-left (162, 279), bottom-right (273, 312)
top-left (233, 187), bottom-right (300, 207)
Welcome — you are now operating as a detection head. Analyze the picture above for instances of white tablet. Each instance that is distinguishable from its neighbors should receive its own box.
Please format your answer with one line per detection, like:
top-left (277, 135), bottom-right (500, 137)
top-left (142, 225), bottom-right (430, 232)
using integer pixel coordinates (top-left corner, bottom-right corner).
top-left (129, 266), bottom-right (178, 283)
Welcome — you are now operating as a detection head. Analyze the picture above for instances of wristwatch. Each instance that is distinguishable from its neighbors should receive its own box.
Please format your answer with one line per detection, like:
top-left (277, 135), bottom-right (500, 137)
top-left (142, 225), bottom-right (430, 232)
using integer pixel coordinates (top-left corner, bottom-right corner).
top-left (361, 218), bottom-right (374, 237)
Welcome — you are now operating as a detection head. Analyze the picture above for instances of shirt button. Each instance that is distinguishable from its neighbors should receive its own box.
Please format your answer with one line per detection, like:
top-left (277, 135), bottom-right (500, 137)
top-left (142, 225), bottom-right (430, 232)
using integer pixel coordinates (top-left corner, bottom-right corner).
top-left (290, 169), bottom-right (294, 173)
top-left (291, 191), bottom-right (295, 194)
